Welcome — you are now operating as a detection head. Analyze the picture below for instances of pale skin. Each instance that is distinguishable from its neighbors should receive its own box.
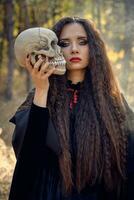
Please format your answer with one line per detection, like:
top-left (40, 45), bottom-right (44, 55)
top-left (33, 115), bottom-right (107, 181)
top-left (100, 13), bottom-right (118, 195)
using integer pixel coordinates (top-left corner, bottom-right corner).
top-left (25, 23), bottom-right (89, 107)
top-left (59, 23), bottom-right (89, 83)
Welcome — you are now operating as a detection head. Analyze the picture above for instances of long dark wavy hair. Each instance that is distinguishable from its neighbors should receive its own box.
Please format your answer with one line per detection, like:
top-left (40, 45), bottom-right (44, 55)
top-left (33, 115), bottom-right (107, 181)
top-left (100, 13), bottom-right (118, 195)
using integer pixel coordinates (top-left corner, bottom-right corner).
top-left (47, 17), bottom-right (127, 195)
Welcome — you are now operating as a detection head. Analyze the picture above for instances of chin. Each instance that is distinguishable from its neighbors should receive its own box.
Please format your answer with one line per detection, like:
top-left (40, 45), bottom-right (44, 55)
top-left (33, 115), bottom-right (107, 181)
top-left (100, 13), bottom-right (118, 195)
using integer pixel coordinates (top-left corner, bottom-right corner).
top-left (67, 67), bottom-right (87, 72)
top-left (66, 63), bottom-right (86, 71)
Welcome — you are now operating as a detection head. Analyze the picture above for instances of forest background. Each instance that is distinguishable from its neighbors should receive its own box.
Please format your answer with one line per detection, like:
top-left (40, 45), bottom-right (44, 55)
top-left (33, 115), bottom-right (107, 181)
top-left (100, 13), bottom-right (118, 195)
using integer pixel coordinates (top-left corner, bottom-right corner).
top-left (0, 0), bottom-right (134, 199)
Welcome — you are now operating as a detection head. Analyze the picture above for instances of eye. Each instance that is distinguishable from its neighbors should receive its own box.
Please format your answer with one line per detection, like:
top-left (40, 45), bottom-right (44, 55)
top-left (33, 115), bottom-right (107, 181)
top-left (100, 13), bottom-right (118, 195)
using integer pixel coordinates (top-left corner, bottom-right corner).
top-left (58, 41), bottom-right (70, 48)
top-left (79, 39), bottom-right (88, 45)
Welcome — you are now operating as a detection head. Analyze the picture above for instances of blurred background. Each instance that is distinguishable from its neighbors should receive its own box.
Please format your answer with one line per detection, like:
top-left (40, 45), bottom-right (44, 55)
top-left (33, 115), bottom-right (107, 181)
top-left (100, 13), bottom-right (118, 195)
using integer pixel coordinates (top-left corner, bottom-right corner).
top-left (0, 0), bottom-right (134, 199)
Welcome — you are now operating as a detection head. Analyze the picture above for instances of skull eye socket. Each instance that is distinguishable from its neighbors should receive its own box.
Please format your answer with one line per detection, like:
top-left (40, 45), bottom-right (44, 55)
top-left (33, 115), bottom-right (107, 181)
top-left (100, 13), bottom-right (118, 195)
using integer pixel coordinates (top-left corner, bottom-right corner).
top-left (51, 40), bottom-right (57, 48)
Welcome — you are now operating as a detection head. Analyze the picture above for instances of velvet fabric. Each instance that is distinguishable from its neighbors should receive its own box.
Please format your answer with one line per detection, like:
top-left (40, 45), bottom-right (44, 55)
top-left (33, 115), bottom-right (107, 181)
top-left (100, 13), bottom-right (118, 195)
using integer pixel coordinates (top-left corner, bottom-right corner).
top-left (8, 81), bottom-right (134, 200)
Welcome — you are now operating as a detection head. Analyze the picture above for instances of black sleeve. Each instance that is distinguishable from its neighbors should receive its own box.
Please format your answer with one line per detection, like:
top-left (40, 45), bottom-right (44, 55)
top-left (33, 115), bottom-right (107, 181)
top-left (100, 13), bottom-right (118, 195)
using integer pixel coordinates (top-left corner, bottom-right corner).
top-left (122, 94), bottom-right (134, 116)
top-left (18, 102), bottom-right (50, 160)
top-left (121, 93), bottom-right (134, 133)
top-left (9, 108), bottom-right (31, 158)
top-left (122, 94), bottom-right (134, 199)
top-left (127, 131), bottom-right (134, 200)
top-left (10, 103), bottom-right (49, 158)
top-left (10, 103), bottom-right (61, 158)
top-left (9, 102), bottom-right (50, 200)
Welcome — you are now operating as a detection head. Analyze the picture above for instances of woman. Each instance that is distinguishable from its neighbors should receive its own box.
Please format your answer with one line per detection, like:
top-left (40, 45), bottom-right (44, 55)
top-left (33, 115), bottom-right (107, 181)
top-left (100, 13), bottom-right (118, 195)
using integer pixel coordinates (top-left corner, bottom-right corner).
top-left (9, 17), bottom-right (134, 200)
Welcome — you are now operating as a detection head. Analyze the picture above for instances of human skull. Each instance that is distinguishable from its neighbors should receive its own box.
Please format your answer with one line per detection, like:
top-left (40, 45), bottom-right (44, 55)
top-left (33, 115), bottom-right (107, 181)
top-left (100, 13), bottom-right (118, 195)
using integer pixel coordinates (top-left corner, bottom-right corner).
top-left (14, 27), bottom-right (66, 75)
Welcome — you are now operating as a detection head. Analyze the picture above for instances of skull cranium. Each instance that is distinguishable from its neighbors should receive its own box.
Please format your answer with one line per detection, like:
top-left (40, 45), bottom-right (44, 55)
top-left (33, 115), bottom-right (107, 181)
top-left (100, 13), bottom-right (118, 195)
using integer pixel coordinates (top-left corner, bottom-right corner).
top-left (14, 27), bottom-right (66, 75)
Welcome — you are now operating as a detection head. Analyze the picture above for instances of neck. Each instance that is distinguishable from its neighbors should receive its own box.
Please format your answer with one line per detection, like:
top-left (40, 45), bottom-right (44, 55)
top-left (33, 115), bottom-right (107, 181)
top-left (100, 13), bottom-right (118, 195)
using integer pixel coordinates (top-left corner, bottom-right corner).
top-left (67, 69), bottom-right (86, 84)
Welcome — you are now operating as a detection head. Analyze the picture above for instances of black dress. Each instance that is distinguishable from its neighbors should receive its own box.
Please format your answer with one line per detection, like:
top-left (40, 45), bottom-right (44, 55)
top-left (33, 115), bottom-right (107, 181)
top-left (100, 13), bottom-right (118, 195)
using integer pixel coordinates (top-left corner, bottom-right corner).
top-left (8, 81), bottom-right (134, 200)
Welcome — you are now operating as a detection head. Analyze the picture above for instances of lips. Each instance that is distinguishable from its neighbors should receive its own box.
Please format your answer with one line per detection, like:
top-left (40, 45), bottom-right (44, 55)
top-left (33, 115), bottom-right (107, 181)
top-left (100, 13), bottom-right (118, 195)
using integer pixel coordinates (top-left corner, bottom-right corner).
top-left (70, 57), bottom-right (81, 62)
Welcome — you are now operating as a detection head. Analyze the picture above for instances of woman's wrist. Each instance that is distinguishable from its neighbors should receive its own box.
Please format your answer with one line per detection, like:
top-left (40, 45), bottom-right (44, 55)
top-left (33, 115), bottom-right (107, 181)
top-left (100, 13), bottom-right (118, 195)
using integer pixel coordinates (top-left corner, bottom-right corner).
top-left (33, 88), bottom-right (49, 107)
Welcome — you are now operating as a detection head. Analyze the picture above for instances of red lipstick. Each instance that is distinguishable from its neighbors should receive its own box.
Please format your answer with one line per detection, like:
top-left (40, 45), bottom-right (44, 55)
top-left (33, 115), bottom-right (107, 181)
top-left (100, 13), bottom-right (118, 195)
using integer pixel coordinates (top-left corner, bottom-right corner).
top-left (70, 57), bottom-right (81, 62)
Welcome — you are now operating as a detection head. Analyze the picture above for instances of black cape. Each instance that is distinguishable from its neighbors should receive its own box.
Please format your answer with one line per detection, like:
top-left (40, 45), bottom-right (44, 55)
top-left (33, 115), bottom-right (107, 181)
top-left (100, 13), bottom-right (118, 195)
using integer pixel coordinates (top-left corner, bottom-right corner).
top-left (8, 89), bottom-right (134, 200)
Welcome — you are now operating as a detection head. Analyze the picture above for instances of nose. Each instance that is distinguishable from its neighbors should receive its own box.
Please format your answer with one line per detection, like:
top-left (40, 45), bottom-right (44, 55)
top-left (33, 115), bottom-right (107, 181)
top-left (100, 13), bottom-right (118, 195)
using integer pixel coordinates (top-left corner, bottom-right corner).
top-left (71, 42), bottom-right (79, 54)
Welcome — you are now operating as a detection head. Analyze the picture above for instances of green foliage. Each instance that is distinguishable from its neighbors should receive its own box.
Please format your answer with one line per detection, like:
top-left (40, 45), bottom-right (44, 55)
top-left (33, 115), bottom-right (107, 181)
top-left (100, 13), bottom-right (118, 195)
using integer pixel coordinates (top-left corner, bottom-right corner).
top-left (0, 0), bottom-right (133, 102)
top-left (0, 1), bottom-right (134, 197)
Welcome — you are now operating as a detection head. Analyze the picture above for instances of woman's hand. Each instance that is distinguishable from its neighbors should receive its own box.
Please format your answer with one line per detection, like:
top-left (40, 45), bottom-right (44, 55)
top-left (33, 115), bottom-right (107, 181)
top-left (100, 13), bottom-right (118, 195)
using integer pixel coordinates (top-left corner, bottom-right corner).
top-left (25, 55), bottom-right (56, 107)
top-left (25, 55), bottom-right (55, 91)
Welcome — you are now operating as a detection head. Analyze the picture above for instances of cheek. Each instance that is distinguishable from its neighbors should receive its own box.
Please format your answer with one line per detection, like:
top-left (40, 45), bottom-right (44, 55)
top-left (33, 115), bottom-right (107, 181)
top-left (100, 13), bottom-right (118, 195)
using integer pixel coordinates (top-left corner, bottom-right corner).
top-left (86, 48), bottom-right (90, 59)
top-left (61, 49), bottom-right (69, 60)
top-left (84, 48), bottom-right (89, 61)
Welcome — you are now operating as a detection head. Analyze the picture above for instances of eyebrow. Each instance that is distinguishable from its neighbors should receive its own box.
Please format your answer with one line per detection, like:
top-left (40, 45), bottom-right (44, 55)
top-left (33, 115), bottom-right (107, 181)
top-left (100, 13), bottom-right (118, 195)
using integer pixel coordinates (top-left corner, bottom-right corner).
top-left (60, 36), bottom-right (87, 41)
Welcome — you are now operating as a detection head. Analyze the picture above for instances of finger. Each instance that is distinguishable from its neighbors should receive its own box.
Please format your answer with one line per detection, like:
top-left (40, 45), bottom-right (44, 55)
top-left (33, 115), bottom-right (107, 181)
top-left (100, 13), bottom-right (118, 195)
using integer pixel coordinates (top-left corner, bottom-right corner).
top-left (25, 55), bottom-right (32, 72)
top-left (39, 57), bottom-right (50, 75)
top-left (43, 66), bottom-right (56, 78)
top-left (33, 57), bottom-right (44, 73)
top-left (46, 57), bottom-right (49, 62)
top-left (39, 61), bottom-right (49, 75)
top-left (40, 56), bottom-right (56, 75)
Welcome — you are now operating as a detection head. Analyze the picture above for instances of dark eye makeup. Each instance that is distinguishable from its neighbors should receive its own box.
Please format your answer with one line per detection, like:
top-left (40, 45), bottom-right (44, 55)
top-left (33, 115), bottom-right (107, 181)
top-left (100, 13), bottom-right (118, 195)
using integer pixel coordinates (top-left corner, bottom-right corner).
top-left (59, 39), bottom-right (88, 48)
top-left (79, 39), bottom-right (88, 45)
top-left (58, 41), bottom-right (69, 47)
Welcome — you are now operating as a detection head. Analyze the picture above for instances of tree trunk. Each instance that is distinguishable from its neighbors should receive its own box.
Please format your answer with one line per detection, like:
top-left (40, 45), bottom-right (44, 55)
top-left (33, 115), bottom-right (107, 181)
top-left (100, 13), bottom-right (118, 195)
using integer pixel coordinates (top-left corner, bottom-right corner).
top-left (96, 0), bottom-right (102, 30)
top-left (23, 0), bottom-right (32, 92)
top-left (0, 4), bottom-right (4, 76)
top-left (91, 0), bottom-right (95, 20)
top-left (91, 0), bottom-right (102, 30)
top-left (121, 0), bottom-right (134, 93)
top-left (17, 0), bottom-right (32, 92)
top-left (4, 0), bottom-right (14, 100)
top-left (0, 31), bottom-right (4, 77)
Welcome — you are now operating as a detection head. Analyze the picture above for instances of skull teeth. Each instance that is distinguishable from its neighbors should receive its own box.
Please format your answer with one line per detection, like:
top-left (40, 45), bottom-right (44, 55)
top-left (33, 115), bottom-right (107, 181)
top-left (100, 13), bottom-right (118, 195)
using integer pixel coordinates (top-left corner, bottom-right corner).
top-left (49, 60), bottom-right (66, 66)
